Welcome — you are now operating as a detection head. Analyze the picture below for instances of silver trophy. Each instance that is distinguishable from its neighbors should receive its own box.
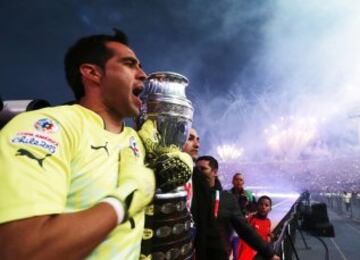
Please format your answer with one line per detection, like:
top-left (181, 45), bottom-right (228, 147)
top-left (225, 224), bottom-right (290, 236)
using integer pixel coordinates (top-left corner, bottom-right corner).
top-left (139, 72), bottom-right (195, 260)
top-left (140, 71), bottom-right (194, 150)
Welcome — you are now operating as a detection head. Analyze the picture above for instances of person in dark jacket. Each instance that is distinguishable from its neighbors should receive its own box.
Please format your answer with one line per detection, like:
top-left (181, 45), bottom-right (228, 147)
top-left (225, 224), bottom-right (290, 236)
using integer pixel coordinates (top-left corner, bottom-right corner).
top-left (191, 155), bottom-right (279, 260)
top-left (231, 172), bottom-right (257, 217)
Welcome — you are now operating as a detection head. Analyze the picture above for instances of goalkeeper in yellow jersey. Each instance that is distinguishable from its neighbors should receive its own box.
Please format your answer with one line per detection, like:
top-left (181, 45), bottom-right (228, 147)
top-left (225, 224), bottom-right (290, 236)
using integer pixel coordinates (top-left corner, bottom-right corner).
top-left (0, 29), bottom-right (192, 259)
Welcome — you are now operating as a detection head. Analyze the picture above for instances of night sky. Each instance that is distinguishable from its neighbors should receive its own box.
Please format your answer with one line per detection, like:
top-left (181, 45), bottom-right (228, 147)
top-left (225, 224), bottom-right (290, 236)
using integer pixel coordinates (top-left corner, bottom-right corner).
top-left (1, 1), bottom-right (266, 101)
top-left (2, 1), bottom-right (360, 158)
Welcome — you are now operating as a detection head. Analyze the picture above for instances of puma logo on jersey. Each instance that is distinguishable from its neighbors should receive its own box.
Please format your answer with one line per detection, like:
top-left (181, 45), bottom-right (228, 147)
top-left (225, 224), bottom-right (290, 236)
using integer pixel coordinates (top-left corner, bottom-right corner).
top-left (16, 148), bottom-right (52, 168)
top-left (91, 142), bottom-right (109, 155)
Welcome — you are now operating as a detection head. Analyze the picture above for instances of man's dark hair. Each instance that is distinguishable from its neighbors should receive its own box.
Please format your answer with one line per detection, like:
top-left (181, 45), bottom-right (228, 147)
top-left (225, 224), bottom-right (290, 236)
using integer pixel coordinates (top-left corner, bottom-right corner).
top-left (232, 172), bottom-right (244, 181)
top-left (64, 29), bottom-right (129, 100)
top-left (258, 195), bottom-right (272, 206)
top-left (196, 155), bottom-right (218, 170)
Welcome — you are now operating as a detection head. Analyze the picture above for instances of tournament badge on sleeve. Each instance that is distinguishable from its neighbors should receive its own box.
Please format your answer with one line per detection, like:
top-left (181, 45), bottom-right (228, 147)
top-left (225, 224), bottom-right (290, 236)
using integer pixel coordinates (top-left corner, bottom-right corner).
top-left (10, 118), bottom-right (60, 155)
top-left (34, 118), bottom-right (59, 134)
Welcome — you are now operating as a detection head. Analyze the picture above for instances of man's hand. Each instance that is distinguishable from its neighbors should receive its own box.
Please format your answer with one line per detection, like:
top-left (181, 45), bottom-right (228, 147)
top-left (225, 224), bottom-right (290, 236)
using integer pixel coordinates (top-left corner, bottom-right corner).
top-left (108, 147), bottom-right (155, 222)
top-left (137, 119), bottom-right (178, 163)
top-left (154, 151), bottom-right (193, 192)
top-left (138, 119), bottom-right (193, 192)
top-left (137, 119), bottom-right (162, 165)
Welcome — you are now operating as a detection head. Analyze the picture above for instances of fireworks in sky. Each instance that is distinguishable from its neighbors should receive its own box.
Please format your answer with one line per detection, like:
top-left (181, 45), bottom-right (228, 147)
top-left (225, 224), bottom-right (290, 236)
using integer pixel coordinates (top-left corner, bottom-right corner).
top-left (264, 116), bottom-right (322, 160)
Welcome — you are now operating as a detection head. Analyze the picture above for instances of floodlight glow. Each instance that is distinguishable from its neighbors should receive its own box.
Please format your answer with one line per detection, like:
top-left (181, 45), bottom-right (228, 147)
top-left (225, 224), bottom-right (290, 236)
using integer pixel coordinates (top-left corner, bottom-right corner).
top-left (217, 144), bottom-right (244, 162)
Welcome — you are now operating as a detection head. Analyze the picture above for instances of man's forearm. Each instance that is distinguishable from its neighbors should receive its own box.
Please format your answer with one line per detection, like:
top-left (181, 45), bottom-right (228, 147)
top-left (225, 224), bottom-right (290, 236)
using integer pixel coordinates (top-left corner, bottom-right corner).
top-left (0, 203), bottom-right (117, 260)
top-left (231, 217), bottom-right (274, 259)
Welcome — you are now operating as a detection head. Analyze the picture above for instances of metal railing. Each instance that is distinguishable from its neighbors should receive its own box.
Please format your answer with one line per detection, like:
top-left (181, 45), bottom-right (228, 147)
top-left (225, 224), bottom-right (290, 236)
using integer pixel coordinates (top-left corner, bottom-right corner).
top-left (271, 198), bottom-right (300, 260)
top-left (270, 192), bottom-right (337, 260)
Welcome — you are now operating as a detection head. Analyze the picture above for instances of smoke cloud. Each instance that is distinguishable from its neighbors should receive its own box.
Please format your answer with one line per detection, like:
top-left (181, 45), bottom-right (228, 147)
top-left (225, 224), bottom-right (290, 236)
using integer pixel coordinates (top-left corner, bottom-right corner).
top-left (2, 0), bottom-right (360, 191)
top-left (193, 1), bottom-right (360, 163)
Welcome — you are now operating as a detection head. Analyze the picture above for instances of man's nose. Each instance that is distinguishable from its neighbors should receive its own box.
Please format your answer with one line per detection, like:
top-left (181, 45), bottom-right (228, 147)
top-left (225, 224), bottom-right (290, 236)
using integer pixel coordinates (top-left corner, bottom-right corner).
top-left (194, 140), bottom-right (200, 148)
top-left (137, 67), bottom-right (147, 81)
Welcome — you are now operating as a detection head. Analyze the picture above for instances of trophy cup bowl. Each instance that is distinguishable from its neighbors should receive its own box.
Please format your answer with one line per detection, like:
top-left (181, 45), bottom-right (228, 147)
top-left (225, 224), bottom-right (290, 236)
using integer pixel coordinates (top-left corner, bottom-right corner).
top-left (139, 72), bottom-right (195, 259)
top-left (140, 71), bottom-right (194, 150)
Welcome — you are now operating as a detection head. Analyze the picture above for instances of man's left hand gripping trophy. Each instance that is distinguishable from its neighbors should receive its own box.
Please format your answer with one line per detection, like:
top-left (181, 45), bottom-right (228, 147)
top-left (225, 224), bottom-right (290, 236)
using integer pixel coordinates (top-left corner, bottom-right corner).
top-left (138, 119), bottom-right (193, 192)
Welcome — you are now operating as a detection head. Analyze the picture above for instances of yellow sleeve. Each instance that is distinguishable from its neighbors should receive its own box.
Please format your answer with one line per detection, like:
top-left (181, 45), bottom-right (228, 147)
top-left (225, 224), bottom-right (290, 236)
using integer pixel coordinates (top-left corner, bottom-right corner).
top-left (0, 109), bottom-right (78, 224)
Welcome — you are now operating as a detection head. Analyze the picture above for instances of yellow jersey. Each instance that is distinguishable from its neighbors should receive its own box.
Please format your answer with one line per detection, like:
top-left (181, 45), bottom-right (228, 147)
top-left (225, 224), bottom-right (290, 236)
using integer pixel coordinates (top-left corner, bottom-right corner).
top-left (0, 104), bottom-right (148, 259)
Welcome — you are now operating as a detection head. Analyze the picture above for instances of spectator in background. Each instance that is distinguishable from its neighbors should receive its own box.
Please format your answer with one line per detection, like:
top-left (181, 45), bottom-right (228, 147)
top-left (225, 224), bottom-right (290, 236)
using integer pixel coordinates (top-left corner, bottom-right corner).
top-left (191, 155), bottom-right (279, 260)
top-left (183, 128), bottom-right (200, 162)
top-left (231, 173), bottom-right (257, 216)
top-left (183, 128), bottom-right (200, 207)
top-left (237, 195), bottom-right (273, 260)
top-left (357, 192), bottom-right (360, 200)
top-left (230, 172), bottom-right (257, 259)
top-left (343, 191), bottom-right (352, 216)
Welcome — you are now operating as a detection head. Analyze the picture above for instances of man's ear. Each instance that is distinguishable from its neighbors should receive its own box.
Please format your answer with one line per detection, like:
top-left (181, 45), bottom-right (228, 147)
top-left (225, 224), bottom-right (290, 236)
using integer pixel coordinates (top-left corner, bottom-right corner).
top-left (79, 64), bottom-right (103, 84)
top-left (213, 169), bottom-right (218, 177)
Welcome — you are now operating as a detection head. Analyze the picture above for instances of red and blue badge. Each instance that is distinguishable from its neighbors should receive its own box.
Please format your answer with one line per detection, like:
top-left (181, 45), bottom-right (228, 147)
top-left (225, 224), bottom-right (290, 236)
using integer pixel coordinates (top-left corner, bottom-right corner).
top-left (129, 136), bottom-right (140, 157)
top-left (34, 118), bottom-right (59, 134)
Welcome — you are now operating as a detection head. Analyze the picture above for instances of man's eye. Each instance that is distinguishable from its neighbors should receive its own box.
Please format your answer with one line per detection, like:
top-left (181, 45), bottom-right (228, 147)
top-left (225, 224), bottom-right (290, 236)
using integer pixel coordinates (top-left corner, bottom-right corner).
top-left (121, 58), bottom-right (138, 68)
top-left (124, 62), bottom-right (136, 67)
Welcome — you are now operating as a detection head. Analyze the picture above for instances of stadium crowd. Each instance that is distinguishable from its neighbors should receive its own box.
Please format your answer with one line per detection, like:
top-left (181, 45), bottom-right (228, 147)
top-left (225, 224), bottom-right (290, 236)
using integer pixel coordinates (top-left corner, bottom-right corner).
top-left (218, 155), bottom-right (360, 194)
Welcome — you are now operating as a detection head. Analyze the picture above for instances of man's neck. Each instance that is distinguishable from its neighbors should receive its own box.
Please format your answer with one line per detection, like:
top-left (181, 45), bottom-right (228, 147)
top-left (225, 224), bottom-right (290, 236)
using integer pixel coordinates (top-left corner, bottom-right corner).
top-left (255, 213), bottom-right (268, 219)
top-left (79, 97), bottom-right (124, 133)
top-left (208, 177), bottom-right (216, 188)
